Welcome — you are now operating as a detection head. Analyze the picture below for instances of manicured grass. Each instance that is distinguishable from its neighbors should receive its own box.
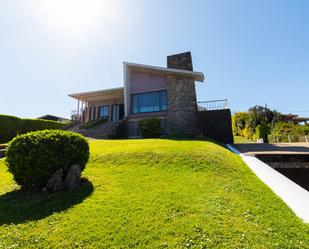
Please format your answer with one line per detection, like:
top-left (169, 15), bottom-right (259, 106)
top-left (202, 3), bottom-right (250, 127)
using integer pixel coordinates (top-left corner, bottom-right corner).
top-left (234, 136), bottom-right (254, 144)
top-left (0, 139), bottom-right (308, 248)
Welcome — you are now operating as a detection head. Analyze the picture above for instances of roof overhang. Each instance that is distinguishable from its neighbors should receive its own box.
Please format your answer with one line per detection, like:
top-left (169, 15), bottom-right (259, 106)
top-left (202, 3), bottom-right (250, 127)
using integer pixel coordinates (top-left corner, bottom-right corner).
top-left (69, 87), bottom-right (124, 101)
top-left (292, 117), bottom-right (309, 122)
top-left (124, 62), bottom-right (204, 82)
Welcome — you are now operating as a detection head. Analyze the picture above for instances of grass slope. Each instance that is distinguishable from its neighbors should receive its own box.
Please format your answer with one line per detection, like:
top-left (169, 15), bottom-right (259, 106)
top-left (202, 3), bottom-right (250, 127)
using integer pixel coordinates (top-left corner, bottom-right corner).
top-left (233, 136), bottom-right (254, 144)
top-left (0, 139), bottom-right (308, 248)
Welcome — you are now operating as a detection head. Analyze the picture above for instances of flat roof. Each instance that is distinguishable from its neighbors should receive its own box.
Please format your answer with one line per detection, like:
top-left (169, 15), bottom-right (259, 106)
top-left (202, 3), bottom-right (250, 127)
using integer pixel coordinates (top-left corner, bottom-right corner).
top-left (69, 87), bottom-right (124, 101)
top-left (124, 62), bottom-right (204, 82)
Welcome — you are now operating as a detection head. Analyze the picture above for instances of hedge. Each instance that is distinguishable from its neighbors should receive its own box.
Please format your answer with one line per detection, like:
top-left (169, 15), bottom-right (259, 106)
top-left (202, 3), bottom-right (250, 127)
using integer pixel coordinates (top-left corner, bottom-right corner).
top-left (5, 130), bottom-right (89, 190)
top-left (0, 115), bottom-right (68, 143)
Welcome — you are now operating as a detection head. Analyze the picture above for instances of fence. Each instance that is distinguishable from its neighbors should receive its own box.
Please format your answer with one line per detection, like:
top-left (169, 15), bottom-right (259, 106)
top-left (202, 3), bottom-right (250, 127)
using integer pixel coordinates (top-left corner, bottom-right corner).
top-left (197, 99), bottom-right (229, 111)
top-left (268, 135), bottom-right (309, 143)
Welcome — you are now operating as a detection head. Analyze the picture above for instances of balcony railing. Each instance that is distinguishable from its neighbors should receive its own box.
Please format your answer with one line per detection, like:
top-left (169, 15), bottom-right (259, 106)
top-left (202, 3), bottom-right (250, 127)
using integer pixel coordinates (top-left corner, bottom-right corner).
top-left (197, 99), bottom-right (229, 111)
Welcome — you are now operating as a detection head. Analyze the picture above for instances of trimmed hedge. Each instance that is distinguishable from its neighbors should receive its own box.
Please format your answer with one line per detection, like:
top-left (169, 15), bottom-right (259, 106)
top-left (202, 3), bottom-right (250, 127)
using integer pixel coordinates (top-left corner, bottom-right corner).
top-left (5, 130), bottom-right (89, 190)
top-left (138, 119), bottom-right (161, 138)
top-left (0, 115), bottom-right (68, 143)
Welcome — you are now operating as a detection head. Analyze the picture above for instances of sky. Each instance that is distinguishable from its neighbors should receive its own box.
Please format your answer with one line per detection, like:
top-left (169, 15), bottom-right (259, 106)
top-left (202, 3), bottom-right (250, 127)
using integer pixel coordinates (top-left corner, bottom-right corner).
top-left (0, 0), bottom-right (308, 118)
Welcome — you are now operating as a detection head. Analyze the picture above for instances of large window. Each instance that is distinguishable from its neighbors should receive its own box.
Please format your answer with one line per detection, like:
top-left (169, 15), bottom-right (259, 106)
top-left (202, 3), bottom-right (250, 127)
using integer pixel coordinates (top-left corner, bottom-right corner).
top-left (132, 90), bottom-right (167, 113)
top-left (99, 105), bottom-right (109, 119)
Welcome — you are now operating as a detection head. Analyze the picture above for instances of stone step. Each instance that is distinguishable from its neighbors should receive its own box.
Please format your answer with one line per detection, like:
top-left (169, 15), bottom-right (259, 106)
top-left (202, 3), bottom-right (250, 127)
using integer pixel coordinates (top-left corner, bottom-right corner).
top-left (69, 121), bottom-right (119, 139)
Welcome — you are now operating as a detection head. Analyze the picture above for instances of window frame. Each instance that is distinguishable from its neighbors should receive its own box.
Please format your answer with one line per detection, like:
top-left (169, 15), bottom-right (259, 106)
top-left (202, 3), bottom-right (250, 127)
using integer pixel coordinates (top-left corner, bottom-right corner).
top-left (99, 105), bottom-right (109, 119)
top-left (131, 90), bottom-right (167, 114)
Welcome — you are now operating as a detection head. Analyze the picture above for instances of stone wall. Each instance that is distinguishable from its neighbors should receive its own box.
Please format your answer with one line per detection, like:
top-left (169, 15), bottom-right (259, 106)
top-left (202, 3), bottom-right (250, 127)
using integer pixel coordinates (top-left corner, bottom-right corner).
top-left (167, 52), bottom-right (193, 71)
top-left (256, 154), bottom-right (309, 169)
top-left (198, 109), bottom-right (234, 143)
top-left (166, 75), bottom-right (198, 135)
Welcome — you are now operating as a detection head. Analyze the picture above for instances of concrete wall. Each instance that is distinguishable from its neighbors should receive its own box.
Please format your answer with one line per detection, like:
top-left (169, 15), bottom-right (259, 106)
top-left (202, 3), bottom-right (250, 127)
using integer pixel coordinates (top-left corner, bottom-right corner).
top-left (130, 71), bottom-right (167, 94)
top-left (198, 109), bottom-right (234, 143)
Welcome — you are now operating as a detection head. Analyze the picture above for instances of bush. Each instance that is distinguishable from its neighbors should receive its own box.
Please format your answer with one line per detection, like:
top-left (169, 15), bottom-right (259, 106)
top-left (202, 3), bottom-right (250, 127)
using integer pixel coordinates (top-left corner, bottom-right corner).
top-left (269, 122), bottom-right (308, 142)
top-left (0, 115), bottom-right (20, 143)
top-left (114, 121), bottom-right (128, 138)
top-left (5, 130), bottom-right (89, 190)
top-left (0, 115), bottom-right (68, 143)
top-left (255, 124), bottom-right (270, 142)
top-left (138, 119), bottom-right (161, 138)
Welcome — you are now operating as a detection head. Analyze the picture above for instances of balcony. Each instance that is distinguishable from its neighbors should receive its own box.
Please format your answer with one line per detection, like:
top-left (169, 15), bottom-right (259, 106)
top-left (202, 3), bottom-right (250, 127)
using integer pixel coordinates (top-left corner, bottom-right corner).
top-left (197, 99), bottom-right (229, 111)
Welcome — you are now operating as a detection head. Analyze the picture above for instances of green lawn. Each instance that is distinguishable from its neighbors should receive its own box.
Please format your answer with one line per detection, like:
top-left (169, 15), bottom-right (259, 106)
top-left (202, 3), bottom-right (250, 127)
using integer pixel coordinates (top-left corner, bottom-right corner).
top-left (233, 136), bottom-right (254, 144)
top-left (0, 139), bottom-right (308, 248)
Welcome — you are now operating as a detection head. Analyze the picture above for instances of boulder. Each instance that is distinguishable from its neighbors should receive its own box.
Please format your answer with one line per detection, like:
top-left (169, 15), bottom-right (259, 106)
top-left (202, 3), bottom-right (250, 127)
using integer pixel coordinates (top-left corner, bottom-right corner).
top-left (64, 164), bottom-right (81, 191)
top-left (45, 168), bottom-right (64, 192)
top-left (0, 149), bottom-right (6, 158)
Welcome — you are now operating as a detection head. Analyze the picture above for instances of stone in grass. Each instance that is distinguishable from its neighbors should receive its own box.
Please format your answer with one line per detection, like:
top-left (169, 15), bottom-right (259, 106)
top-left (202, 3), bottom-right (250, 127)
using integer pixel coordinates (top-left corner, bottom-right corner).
top-left (64, 164), bottom-right (81, 191)
top-left (0, 149), bottom-right (6, 158)
top-left (44, 168), bottom-right (64, 193)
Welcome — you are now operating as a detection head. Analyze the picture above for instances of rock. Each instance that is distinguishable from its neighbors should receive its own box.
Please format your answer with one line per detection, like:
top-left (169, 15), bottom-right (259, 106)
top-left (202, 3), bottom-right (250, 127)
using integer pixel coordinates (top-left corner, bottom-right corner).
top-left (45, 168), bottom-right (64, 192)
top-left (0, 149), bottom-right (6, 158)
top-left (41, 187), bottom-right (47, 194)
top-left (64, 164), bottom-right (81, 191)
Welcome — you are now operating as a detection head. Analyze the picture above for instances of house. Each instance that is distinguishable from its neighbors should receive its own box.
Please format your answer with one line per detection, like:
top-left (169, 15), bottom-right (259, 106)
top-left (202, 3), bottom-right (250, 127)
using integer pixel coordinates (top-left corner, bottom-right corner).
top-left (38, 114), bottom-right (70, 123)
top-left (282, 114), bottom-right (309, 125)
top-left (69, 52), bottom-right (233, 142)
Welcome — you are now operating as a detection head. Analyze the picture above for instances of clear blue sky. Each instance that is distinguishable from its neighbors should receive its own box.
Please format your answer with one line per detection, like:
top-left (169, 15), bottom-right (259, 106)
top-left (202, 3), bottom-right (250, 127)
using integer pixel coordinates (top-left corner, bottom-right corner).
top-left (0, 0), bottom-right (308, 118)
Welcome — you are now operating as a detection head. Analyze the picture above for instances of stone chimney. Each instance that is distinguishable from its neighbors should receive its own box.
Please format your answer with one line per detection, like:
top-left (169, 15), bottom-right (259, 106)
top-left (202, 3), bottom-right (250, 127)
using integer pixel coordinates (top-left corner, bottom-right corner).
top-left (167, 52), bottom-right (193, 71)
top-left (166, 52), bottom-right (198, 136)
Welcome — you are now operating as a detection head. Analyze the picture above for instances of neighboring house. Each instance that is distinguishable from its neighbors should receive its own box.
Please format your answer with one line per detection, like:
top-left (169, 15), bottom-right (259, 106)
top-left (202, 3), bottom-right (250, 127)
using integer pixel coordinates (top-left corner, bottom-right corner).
top-left (282, 114), bottom-right (309, 125)
top-left (69, 52), bottom-right (233, 142)
top-left (38, 114), bottom-right (70, 123)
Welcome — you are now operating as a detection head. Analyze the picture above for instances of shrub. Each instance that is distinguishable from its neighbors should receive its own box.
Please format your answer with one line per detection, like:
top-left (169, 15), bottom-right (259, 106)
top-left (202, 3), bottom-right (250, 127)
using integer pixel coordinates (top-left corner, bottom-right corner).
top-left (0, 115), bottom-right (20, 143)
top-left (138, 119), bottom-right (161, 138)
top-left (21, 118), bottom-right (69, 134)
top-left (5, 130), bottom-right (89, 190)
top-left (0, 115), bottom-right (68, 143)
top-left (114, 121), bottom-right (128, 138)
top-left (255, 124), bottom-right (270, 142)
top-left (269, 122), bottom-right (307, 142)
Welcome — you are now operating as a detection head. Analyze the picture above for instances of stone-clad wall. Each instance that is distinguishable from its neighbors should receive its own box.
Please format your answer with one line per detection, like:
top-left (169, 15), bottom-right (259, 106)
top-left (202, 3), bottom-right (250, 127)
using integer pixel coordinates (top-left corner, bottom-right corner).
top-left (255, 154), bottom-right (309, 169)
top-left (167, 52), bottom-right (193, 71)
top-left (198, 109), bottom-right (234, 143)
top-left (167, 75), bottom-right (198, 135)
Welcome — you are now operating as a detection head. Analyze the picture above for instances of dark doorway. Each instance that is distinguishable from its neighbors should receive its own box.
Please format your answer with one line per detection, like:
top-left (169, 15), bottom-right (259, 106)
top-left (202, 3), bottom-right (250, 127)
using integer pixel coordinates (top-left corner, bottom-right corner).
top-left (112, 104), bottom-right (124, 122)
top-left (275, 168), bottom-right (309, 191)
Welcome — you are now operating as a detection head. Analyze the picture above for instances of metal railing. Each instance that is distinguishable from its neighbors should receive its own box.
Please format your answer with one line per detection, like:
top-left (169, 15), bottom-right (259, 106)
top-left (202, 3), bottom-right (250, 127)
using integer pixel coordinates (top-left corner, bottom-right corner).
top-left (197, 99), bottom-right (229, 111)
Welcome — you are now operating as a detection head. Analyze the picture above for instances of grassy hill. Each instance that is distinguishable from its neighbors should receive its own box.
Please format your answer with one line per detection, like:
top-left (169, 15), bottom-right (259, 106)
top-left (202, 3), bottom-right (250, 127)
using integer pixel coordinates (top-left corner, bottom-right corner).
top-left (0, 139), bottom-right (308, 248)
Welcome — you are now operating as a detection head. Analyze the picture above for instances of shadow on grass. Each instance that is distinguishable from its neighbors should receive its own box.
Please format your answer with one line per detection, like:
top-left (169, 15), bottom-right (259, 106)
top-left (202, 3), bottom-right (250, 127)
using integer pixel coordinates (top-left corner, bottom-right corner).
top-left (0, 178), bottom-right (93, 225)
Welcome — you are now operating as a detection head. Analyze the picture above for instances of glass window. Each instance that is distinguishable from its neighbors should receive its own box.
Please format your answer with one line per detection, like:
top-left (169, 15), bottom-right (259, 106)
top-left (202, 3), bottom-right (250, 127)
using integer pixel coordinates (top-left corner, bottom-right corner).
top-left (132, 90), bottom-right (167, 114)
top-left (99, 105), bottom-right (109, 119)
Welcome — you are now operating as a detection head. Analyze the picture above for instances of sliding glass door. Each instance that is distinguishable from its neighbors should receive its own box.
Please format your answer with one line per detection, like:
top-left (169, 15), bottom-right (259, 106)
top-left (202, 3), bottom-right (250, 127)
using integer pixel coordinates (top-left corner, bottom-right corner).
top-left (99, 105), bottom-right (109, 120)
top-left (112, 104), bottom-right (120, 122)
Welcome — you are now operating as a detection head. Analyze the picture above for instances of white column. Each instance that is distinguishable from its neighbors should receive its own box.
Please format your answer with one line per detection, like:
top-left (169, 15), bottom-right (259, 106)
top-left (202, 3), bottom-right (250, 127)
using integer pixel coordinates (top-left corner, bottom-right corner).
top-left (77, 100), bottom-right (80, 116)
top-left (81, 101), bottom-right (84, 122)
